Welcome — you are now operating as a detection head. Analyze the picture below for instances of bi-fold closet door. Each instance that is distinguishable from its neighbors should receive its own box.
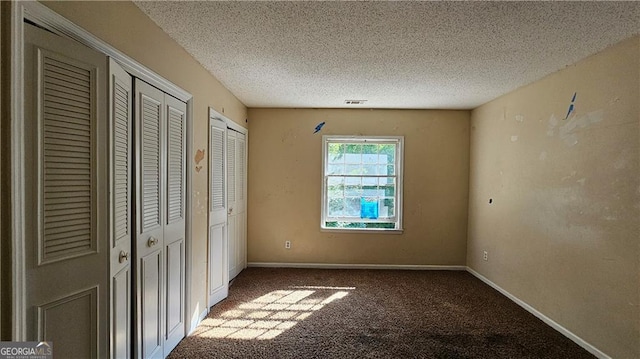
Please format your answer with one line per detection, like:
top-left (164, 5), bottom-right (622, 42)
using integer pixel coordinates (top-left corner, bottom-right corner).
top-left (109, 67), bottom-right (187, 358)
top-left (22, 15), bottom-right (186, 359)
top-left (135, 79), bottom-right (187, 359)
top-left (207, 110), bottom-right (247, 309)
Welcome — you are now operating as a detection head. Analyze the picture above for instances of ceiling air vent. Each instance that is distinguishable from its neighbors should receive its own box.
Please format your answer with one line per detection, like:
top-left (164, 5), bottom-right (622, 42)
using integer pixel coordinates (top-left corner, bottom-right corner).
top-left (344, 100), bottom-right (367, 105)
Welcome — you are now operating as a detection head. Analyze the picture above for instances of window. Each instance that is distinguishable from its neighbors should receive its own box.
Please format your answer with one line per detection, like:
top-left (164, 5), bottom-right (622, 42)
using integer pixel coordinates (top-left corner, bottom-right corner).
top-left (321, 136), bottom-right (404, 231)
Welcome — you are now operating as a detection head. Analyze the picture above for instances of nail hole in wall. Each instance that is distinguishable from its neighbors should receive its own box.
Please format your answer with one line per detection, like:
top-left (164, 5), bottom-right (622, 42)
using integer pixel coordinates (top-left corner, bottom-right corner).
top-left (489, 198), bottom-right (493, 204)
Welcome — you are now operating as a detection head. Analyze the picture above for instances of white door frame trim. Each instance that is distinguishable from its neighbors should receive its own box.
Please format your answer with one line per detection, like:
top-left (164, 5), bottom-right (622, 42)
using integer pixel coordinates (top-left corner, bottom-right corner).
top-left (9, 1), bottom-right (27, 341)
top-left (10, 1), bottom-right (194, 343)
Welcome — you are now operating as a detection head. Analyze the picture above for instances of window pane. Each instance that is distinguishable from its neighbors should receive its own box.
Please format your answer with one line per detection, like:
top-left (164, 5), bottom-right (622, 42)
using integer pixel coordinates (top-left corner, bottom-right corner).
top-left (345, 144), bottom-right (362, 156)
top-left (378, 178), bottom-right (395, 196)
top-left (362, 144), bottom-right (378, 163)
top-left (328, 198), bottom-right (344, 217)
top-left (328, 143), bottom-right (345, 164)
top-left (379, 143), bottom-right (395, 158)
top-left (362, 177), bottom-right (378, 196)
top-left (362, 177), bottom-right (377, 185)
top-left (328, 164), bottom-right (344, 175)
top-left (328, 182), bottom-right (344, 197)
top-left (380, 198), bottom-right (395, 217)
top-left (344, 197), bottom-right (361, 217)
top-left (344, 180), bottom-right (362, 196)
top-left (344, 152), bottom-right (361, 164)
top-left (345, 164), bottom-right (363, 175)
top-left (345, 177), bottom-right (360, 185)
top-left (328, 177), bottom-right (344, 186)
top-left (363, 164), bottom-right (377, 175)
top-left (386, 165), bottom-right (395, 175)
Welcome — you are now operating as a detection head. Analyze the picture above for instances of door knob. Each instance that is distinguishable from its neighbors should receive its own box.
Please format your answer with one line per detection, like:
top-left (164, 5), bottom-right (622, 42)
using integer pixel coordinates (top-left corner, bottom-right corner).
top-left (118, 251), bottom-right (129, 263)
top-left (147, 237), bottom-right (159, 247)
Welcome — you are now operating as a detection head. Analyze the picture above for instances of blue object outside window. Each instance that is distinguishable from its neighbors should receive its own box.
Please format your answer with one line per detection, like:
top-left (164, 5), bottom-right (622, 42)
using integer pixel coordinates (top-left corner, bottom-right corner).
top-left (360, 197), bottom-right (379, 219)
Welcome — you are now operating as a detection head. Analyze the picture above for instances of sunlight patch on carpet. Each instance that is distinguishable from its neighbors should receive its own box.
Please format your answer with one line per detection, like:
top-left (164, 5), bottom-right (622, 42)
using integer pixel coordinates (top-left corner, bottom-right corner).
top-left (194, 287), bottom-right (353, 340)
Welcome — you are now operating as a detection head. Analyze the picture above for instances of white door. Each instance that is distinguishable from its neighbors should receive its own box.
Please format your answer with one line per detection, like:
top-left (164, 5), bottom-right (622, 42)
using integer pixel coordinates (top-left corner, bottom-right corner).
top-left (163, 94), bottom-right (186, 355)
top-left (109, 58), bottom-right (132, 359)
top-left (135, 79), bottom-right (186, 358)
top-left (227, 129), bottom-right (247, 280)
top-left (135, 79), bottom-right (165, 359)
top-left (24, 23), bottom-right (108, 358)
top-left (208, 114), bottom-right (228, 307)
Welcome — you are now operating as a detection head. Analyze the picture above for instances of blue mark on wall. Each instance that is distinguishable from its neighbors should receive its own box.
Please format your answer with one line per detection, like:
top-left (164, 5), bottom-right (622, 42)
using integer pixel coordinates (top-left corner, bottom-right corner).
top-left (564, 92), bottom-right (577, 120)
top-left (313, 121), bottom-right (326, 134)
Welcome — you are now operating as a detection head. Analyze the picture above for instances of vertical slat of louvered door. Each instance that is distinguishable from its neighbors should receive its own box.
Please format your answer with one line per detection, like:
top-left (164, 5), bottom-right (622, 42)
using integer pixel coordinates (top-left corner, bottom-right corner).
top-left (135, 79), bottom-right (164, 359)
top-left (208, 114), bottom-right (228, 307)
top-left (109, 58), bottom-right (132, 359)
top-left (25, 23), bottom-right (108, 358)
top-left (163, 95), bottom-right (186, 356)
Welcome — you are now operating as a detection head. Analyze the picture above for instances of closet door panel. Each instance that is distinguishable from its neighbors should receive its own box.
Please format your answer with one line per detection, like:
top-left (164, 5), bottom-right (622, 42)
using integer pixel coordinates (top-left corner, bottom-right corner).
top-left (208, 115), bottom-right (228, 307)
top-left (24, 23), bottom-right (108, 358)
top-left (163, 95), bottom-right (186, 355)
top-left (228, 130), bottom-right (247, 280)
top-left (135, 79), bottom-right (165, 359)
top-left (109, 58), bottom-right (132, 359)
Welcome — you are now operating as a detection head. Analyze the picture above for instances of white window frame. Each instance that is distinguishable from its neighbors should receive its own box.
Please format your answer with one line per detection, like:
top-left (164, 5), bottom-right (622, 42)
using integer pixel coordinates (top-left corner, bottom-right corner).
top-left (321, 135), bottom-right (404, 233)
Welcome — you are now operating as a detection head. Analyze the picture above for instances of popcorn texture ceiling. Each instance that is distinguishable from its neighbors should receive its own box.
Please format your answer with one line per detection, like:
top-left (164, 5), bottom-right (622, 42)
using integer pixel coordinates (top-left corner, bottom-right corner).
top-left (134, 1), bottom-right (638, 109)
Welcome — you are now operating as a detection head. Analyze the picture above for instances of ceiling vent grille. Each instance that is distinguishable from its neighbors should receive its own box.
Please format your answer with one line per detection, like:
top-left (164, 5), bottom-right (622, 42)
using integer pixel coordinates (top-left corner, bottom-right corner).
top-left (344, 100), bottom-right (367, 105)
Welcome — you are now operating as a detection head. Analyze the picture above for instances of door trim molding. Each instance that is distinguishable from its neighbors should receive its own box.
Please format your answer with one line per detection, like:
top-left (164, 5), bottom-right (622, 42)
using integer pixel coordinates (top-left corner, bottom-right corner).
top-left (9, 1), bottom-right (27, 341)
top-left (209, 108), bottom-right (247, 135)
top-left (21, 2), bottom-right (191, 102)
top-left (11, 0), bottom-right (194, 344)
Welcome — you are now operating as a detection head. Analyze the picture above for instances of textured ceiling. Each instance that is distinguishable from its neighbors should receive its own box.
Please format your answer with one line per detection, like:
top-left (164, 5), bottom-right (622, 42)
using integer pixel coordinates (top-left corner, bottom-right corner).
top-left (134, 1), bottom-right (638, 109)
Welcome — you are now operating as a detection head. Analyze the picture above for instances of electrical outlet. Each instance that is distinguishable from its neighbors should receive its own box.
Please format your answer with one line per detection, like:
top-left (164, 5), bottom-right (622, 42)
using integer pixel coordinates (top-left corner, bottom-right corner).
top-left (285, 241), bottom-right (291, 249)
top-left (483, 251), bottom-right (488, 261)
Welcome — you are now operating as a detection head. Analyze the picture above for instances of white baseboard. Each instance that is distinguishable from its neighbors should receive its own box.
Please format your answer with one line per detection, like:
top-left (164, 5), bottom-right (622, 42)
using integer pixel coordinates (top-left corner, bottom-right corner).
top-left (188, 307), bottom-right (209, 336)
top-left (466, 267), bottom-right (611, 359)
top-left (247, 262), bottom-right (466, 271)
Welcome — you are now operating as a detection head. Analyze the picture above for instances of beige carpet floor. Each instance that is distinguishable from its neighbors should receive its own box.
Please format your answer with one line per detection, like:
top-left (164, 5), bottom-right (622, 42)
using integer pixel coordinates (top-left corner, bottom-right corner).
top-left (168, 268), bottom-right (595, 359)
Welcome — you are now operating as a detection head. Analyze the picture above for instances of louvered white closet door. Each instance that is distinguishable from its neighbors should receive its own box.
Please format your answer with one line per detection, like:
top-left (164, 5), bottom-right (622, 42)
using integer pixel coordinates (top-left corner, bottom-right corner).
top-left (109, 58), bottom-right (132, 359)
top-left (135, 79), bottom-right (165, 359)
top-left (24, 23), bottom-right (108, 358)
top-left (163, 94), bottom-right (186, 356)
top-left (208, 114), bottom-right (228, 307)
top-left (227, 129), bottom-right (247, 280)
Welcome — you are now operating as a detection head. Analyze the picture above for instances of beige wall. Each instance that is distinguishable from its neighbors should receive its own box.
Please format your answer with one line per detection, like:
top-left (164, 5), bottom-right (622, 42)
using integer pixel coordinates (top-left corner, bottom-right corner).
top-left (467, 36), bottom-right (639, 358)
top-left (247, 109), bottom-right (469, 265)
top-left (40, 1), bottom-right (248, 324)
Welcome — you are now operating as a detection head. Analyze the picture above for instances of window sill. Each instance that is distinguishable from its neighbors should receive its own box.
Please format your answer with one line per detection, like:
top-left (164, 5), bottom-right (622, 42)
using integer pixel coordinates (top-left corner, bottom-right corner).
top-left (320, 227), bottom-right (404, 235)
